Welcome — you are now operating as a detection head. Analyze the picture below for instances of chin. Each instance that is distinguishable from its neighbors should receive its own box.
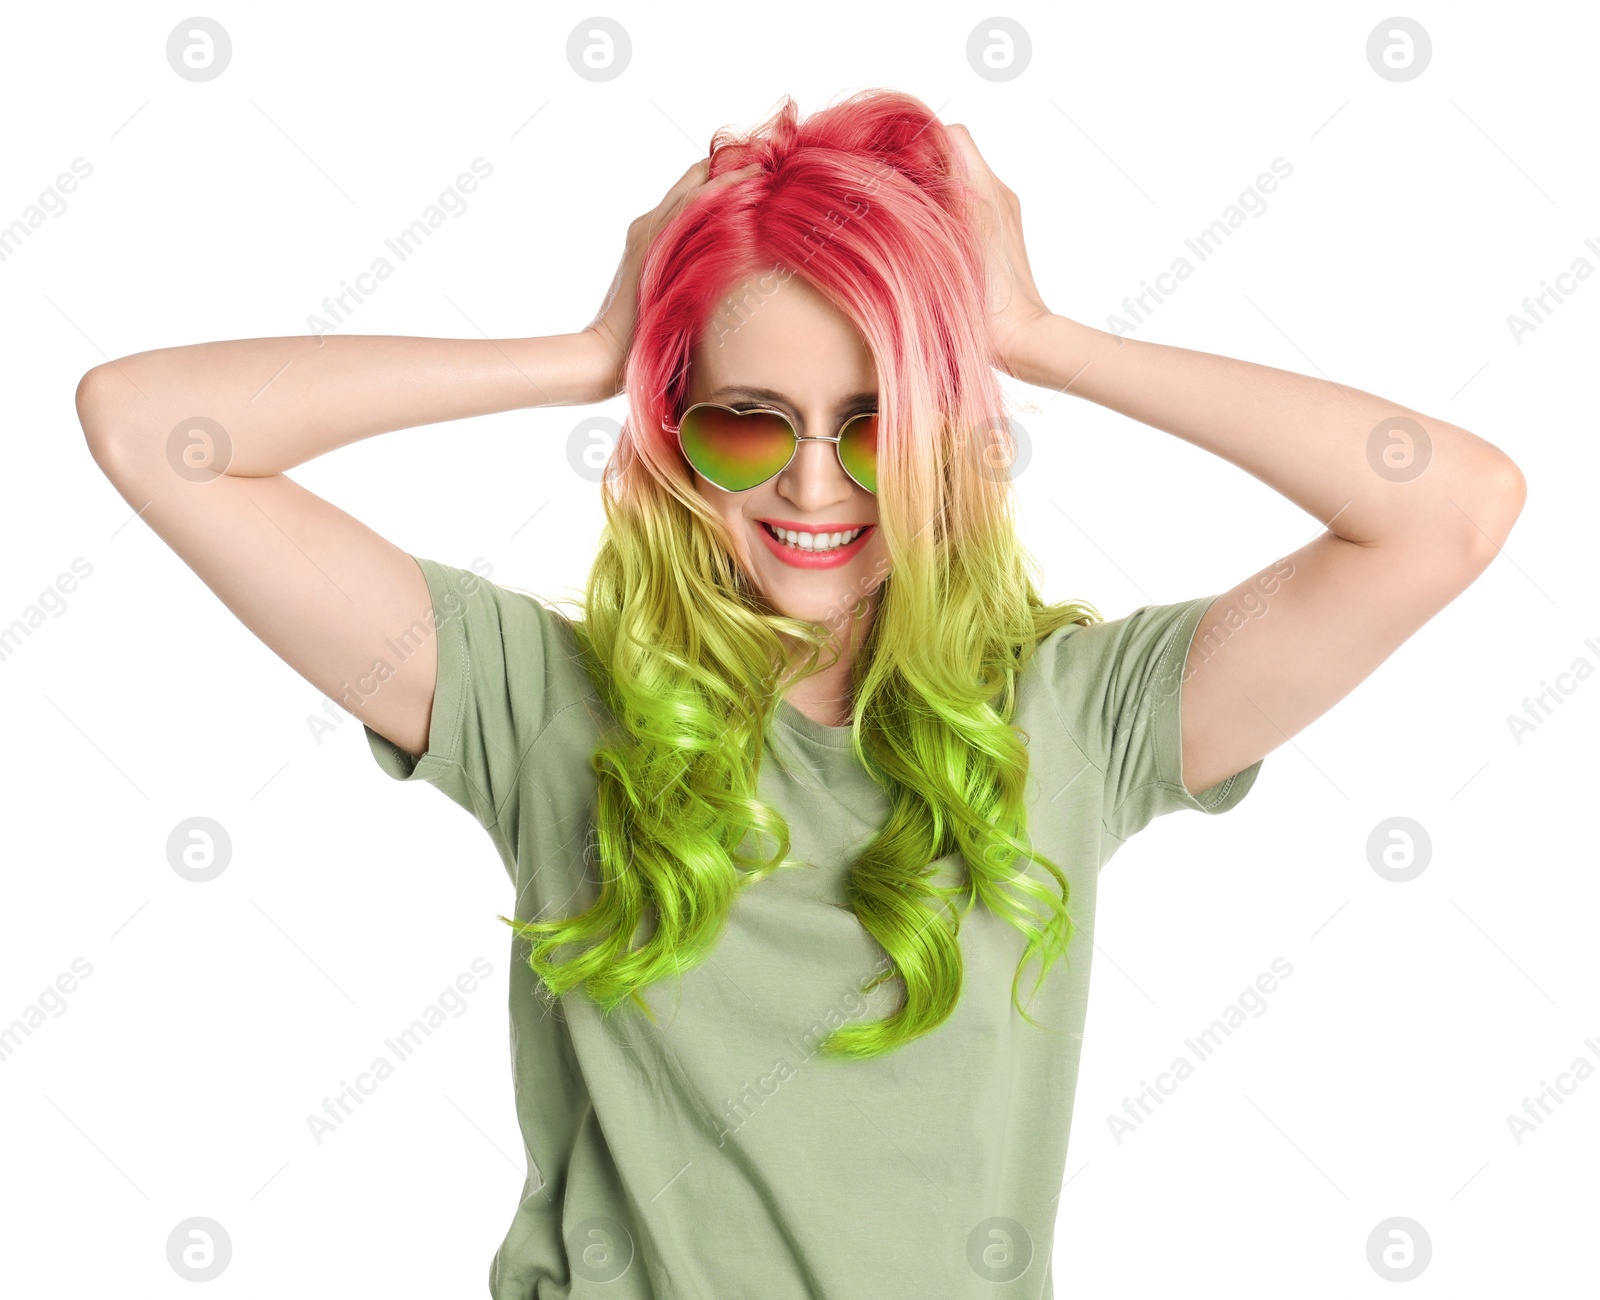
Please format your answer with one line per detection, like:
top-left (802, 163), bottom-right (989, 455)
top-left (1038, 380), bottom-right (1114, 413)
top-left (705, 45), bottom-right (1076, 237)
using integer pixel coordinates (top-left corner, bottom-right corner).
top-left (757, 547), bottom-right (888, 627)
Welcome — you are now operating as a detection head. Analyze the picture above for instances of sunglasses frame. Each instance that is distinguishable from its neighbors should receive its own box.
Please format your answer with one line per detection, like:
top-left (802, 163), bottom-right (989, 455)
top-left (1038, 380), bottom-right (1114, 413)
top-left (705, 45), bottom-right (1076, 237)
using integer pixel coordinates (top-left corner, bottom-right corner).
top-left (663, 401), bottom-right (879, 495)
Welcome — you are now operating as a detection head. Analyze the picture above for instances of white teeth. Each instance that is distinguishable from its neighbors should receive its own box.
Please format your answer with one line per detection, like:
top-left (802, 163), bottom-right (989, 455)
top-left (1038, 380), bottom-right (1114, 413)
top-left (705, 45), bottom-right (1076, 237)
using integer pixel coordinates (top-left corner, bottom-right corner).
top-left (765, 524), bottom-right (864, 551)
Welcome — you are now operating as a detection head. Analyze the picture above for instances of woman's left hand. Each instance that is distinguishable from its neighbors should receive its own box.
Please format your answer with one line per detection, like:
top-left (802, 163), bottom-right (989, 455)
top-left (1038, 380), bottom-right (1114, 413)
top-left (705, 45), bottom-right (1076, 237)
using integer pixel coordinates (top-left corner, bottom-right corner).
top-left (947, 123), bottom-right (1054, 378)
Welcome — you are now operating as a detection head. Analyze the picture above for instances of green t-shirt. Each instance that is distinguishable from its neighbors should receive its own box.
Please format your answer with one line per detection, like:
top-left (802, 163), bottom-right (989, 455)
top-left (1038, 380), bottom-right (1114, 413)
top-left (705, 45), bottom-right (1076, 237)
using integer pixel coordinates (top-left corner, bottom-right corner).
top-left (365, 555), bottom-right (1263, 1298)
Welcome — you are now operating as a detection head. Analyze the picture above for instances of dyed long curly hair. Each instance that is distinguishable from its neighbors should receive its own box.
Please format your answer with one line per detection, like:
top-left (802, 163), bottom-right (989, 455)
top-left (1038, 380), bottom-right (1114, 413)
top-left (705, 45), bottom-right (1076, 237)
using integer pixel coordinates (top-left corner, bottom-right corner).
top-left (500, 89), bottom-right (1100, 1060)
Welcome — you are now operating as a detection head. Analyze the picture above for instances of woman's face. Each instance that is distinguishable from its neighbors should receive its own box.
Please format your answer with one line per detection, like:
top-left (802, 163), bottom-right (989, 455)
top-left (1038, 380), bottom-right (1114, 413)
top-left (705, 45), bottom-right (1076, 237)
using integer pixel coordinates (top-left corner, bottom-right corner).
top-left (683, 269), bottom-right (889, 630)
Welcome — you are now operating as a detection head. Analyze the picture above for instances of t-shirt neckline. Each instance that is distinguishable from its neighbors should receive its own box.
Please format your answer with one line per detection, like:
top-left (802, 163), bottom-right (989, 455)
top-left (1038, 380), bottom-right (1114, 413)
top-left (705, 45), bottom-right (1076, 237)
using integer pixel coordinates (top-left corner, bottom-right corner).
top-left (775, 697), bottom-right (856, 749)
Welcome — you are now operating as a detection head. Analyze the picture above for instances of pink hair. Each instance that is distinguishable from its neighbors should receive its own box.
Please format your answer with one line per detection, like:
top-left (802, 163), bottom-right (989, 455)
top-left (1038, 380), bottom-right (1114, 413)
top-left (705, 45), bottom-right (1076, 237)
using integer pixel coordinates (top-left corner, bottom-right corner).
top-left (619, 89), bottom-right (1000, 537)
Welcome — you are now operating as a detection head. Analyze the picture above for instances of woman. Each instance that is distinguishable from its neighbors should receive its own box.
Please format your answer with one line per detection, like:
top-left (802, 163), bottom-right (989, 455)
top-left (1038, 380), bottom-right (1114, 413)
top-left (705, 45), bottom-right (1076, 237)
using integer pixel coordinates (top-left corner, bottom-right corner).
top-left (77, 90), bottom-right (1524, 1298)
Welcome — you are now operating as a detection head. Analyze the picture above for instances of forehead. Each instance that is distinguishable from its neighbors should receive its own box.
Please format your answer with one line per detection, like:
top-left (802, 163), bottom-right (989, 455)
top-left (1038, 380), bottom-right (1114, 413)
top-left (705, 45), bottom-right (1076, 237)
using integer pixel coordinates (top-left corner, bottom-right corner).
top-left (690, 269), bottom-right (877, 407)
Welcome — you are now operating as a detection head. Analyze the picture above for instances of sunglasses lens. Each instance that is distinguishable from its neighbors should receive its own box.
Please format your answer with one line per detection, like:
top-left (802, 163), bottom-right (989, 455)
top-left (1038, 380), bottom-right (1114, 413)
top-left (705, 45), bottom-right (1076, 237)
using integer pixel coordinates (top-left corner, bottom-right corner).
top-left (838, 413), bottom-right (878, 494)
top-left (679, 406), bottom-right (796, 491)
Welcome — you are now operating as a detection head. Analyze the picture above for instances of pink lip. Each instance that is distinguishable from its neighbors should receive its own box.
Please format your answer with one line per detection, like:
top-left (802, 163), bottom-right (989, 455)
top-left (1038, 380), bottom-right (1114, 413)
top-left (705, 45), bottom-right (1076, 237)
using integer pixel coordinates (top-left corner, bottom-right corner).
top-left (756, 521), bottom-right (875, 569)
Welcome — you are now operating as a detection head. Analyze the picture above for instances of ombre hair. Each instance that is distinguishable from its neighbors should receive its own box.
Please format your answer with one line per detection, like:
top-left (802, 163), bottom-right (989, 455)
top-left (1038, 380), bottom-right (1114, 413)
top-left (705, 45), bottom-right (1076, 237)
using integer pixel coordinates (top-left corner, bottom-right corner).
top-left (500, 89), bottom-right (1101, 1060)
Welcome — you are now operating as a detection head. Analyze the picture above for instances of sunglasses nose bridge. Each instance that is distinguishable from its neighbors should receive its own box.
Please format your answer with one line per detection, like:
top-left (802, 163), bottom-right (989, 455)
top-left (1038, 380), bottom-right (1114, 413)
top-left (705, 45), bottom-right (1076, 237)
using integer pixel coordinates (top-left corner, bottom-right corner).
top-left (787, 431), bottom-right (851, 482)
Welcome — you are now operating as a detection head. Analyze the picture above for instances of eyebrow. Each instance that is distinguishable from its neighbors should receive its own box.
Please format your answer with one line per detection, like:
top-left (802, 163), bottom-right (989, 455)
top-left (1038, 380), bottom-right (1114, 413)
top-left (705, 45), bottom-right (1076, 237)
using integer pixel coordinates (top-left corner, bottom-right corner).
top-left (708, 384), bottom-right (878, 413)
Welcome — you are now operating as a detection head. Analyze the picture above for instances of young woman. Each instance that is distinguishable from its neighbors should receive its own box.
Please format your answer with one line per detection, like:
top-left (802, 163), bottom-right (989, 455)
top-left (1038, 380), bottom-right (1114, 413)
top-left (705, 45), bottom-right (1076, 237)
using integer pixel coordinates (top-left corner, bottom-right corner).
top-left (77, 90), bottom-right (1524, 1298)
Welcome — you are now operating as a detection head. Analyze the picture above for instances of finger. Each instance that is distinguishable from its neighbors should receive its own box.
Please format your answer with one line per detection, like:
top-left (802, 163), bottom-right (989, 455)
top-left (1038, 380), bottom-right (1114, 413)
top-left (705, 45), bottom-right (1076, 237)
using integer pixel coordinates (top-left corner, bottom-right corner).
top-left (640, 161), bottom-right (750, 240)
top-left (704, 160), bottom-right (763, 188)
top-left (947, 127), bottom-right (981, 177)
top-left (658, 158), bottom-right (710, 205)
top-left (951, 129), bottom-right (988, 177)
top-left (662, 159), bottom-right (755, 215)
top-left (644, 161), bottom-right (711, 223)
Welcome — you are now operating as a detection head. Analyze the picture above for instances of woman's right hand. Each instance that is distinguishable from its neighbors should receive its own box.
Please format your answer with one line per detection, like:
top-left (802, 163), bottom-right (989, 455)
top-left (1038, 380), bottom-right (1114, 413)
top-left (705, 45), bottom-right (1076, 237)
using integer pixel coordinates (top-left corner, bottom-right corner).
top-left (576, 157), bottom-right (763, 403)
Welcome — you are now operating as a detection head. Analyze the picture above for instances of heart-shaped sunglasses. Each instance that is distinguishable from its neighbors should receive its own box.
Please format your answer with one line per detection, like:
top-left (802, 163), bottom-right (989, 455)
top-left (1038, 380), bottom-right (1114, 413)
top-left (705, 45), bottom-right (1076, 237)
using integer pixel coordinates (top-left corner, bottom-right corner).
top-left (663, 402), bottom-right (878, 494)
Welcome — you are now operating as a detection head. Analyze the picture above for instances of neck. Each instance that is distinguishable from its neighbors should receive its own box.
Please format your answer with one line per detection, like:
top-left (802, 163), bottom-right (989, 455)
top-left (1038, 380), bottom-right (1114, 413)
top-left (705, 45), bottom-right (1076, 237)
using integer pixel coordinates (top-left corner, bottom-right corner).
top-left (775, 587), bottom-right (880, 728)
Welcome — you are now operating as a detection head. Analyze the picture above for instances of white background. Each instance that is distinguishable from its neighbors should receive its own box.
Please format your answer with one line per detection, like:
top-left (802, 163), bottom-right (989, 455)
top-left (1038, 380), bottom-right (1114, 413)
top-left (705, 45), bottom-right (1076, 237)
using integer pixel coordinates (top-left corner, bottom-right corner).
top-left (1, 2), bottom-right (1593, 1295)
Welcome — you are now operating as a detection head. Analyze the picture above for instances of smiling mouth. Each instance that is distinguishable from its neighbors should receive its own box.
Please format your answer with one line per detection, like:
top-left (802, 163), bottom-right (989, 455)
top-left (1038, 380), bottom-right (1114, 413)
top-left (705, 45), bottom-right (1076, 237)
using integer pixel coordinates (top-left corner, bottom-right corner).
top-left (758, 521), bottom-right (873, 552)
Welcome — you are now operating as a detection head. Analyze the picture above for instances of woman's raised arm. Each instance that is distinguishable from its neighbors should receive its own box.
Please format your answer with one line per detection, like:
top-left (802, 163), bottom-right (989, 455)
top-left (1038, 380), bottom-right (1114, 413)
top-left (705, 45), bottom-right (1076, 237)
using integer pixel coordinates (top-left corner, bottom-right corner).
top-left (78, 332), bottom-right (609, 474)
top-left (73, 330), bottom-right (610, 762)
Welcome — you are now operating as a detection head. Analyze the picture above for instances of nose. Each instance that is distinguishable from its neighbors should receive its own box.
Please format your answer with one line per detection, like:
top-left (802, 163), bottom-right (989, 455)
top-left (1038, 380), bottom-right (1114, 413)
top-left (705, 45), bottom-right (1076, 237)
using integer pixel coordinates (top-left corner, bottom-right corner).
top-left (775, 432), bottom-right (856, 512)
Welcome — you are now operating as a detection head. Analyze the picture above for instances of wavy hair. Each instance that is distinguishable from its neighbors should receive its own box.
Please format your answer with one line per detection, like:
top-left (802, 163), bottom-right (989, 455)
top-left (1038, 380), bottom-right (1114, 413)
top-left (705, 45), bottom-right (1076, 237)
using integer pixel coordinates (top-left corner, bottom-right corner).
top-left (500, 89), bottom-right (1100, 1060)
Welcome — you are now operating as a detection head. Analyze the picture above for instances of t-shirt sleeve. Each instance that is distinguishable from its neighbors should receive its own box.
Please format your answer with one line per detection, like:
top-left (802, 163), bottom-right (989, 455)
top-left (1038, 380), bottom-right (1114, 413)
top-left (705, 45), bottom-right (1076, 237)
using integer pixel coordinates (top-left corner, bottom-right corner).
top-left (362, 554), bottom-right (570, 836)
top-left (1045, 593), bottom-right (1264, 846)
